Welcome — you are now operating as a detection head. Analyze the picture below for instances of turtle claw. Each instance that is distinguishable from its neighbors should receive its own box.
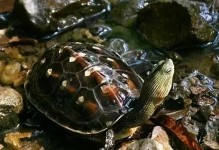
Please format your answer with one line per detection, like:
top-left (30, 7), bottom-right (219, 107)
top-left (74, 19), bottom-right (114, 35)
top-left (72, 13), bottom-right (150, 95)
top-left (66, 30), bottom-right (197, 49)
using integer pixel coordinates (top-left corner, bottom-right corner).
top-left (100, 129), bottom-right (115, 150)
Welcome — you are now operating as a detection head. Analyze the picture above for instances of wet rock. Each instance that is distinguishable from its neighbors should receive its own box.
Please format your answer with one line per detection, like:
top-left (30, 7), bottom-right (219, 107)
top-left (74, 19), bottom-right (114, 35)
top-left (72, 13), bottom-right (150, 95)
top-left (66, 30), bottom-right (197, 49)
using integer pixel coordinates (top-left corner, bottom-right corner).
top-left (118, 138), bottom-right (160, 150)
top-left (151, 126), bottom-right (173, 150)
top-left (0, 45), bottom-right (38, 86)
top-left (1, 125), bottom-right (102, 150)
top-left (54, 28), bottom-right (94, 43)
top-left (71, 28), bottom-right (105, 43)
top-left (0, 61), bottom-right (25, 86)
top-left (4, 47), bottom-right (25, 61)
top-left (197, 1), bottom-right (218, 23)
top-left (108, 0), bottom-right (145, 27)
top-left (4, 131), bottom-right (33, 149)
top-left (88, 24), bottom-right (112, 39)
top-left (136, 0), bottom-right (217, 49)
top-left (171, 70), bottom-right (218, 106)
top-left (0, 87), bottom-right (23, 131)
top-left (168, 70), bottom-right (219, 148)
top-left (117, 126), bottom-right (173, 150)
top-left (49, 23), bottom-right (111, 44)
top-left (2, 128), bottom-right (48, 150)
top-left (118, 135), bottom-right (172, 150)
top-left (9, 0), bottom-right (110, 39)
top-left (202, 117), bottom-right (219, 149)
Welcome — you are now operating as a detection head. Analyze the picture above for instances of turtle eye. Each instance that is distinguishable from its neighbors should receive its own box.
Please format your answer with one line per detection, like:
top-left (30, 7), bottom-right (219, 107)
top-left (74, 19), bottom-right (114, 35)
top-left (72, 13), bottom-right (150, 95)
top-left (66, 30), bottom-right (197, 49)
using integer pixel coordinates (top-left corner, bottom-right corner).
top-left (166, 68), bottom-right (172, 74)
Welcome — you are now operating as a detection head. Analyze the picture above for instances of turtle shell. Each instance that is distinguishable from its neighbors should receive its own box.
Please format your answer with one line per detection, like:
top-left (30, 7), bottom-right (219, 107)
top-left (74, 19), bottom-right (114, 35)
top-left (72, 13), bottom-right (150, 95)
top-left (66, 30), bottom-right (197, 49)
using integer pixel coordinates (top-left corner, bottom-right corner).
top-left (25, 42), bottom-right (143, 134)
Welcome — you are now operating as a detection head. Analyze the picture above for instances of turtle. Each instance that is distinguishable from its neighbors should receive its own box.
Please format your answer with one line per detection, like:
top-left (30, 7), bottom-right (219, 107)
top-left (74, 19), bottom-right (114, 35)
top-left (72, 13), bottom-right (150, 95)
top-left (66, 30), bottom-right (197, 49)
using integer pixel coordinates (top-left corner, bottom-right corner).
top-left (24, 42), bottom-right (174, 149)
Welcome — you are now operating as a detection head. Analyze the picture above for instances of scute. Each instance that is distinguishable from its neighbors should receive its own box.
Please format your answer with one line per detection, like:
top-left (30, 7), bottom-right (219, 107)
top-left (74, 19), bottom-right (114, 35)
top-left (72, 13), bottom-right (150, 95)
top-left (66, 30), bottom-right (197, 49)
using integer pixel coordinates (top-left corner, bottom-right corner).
top-left (25, 42), bottom-right (143, 134)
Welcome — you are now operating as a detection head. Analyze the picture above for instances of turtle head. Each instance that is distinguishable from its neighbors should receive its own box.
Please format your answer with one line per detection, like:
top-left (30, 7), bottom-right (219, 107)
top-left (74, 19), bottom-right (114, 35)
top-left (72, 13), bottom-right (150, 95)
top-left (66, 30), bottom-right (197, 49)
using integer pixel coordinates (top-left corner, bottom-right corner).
top-left (151, 59), bottom-right (174, 81)
top-left (111, 59), bottom-right (174, 134)
top-left (146, 59), bottom-right (174, 106)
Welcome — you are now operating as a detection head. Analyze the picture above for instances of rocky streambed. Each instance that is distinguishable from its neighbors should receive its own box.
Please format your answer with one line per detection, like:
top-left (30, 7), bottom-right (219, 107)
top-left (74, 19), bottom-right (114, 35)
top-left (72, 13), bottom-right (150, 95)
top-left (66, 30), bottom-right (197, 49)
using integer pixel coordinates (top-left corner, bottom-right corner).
top-left (0, 0), bottom-right (219, 150)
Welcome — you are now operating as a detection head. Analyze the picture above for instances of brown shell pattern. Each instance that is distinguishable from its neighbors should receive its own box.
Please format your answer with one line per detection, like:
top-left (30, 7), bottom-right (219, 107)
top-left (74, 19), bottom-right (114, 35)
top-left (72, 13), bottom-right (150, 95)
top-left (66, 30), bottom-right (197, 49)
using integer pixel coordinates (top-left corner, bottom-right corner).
top-left (25, 42), bottom-right (143, 134)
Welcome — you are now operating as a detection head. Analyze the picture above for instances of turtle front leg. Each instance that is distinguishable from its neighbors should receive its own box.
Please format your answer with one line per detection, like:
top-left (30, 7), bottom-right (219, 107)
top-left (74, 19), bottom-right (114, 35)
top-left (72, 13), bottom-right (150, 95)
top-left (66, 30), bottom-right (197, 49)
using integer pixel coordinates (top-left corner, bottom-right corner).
top-left (100, 129), bottom-right (115, 150)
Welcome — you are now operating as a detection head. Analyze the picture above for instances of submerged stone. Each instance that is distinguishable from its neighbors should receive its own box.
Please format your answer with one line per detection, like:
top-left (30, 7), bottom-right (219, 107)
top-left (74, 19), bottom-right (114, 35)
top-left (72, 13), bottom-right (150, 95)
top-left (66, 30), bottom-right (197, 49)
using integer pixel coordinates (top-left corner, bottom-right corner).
top-left (136, 0), bottom-right (217, 49)
top-left (107, 38), bottom-right (129, 55)
top-left (9, 0), bottom-right (110, 39)
top-left (108, 0), bottom-right (145, 27)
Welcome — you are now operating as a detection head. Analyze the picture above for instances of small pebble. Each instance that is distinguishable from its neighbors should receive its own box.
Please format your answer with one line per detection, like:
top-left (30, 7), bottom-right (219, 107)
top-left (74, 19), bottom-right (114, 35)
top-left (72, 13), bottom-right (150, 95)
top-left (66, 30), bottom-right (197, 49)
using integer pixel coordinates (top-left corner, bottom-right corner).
top-left (0, 87), bottom-right (23, 130)
top-left (0, 61), bottom-right (22, 85)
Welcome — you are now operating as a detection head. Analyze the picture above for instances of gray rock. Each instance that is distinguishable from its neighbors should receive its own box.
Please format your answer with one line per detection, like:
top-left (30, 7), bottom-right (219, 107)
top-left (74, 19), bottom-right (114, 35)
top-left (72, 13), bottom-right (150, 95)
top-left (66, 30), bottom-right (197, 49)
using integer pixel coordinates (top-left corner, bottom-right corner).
top-left (136, 0), bottom-right (217, 49)
top-left (10, 0), bottom-right (110, 39)
top-left (0, 87), bottom-right (23, 131)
